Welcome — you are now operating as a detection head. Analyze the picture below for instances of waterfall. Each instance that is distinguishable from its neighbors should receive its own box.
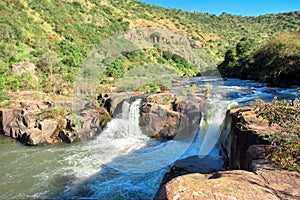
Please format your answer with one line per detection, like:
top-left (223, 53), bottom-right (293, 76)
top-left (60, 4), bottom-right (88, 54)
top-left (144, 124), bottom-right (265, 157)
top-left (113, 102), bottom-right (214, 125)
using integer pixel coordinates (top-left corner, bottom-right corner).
top-left (198, 101), bottom-right (238, 156)
top-left (83, 99), bottom-right (149, 170)
top-left (178, 100), bottom-right (237, 158)
top-left (122, 99), bottom-right (141, 125)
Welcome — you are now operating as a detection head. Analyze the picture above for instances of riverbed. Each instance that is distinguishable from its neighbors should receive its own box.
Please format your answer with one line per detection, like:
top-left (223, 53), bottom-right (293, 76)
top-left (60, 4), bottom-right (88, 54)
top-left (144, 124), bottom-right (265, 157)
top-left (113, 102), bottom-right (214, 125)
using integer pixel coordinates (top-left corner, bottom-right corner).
top-left (0, 78), bottom-right (299, 199)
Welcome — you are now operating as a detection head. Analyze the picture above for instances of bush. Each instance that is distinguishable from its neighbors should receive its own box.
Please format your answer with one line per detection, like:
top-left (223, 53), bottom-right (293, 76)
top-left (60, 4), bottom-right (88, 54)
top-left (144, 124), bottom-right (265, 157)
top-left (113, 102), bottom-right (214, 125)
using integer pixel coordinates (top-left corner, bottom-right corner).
top-left (255, 98), bottom-right (300, 171)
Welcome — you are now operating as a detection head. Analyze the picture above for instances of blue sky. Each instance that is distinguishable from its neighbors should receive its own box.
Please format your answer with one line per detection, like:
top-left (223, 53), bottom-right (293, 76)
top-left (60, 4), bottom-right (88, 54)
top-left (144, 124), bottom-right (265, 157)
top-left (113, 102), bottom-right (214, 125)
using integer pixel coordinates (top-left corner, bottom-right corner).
top-left (138, 0), bottom-right (300, 16)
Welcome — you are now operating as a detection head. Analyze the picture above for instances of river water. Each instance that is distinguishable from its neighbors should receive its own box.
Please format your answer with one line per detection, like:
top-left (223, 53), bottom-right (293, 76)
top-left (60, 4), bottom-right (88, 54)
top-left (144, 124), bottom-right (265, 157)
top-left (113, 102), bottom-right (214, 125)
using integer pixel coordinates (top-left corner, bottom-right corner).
top-left (0, 78), bottom-right (299, 199)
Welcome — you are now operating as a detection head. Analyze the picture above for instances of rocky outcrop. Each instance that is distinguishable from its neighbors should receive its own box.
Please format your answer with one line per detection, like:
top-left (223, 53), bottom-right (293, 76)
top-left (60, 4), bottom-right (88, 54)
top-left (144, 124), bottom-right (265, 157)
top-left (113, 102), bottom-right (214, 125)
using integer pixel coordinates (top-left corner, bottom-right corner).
top-left (139, 93), bottom-right (203, 140)
top-left (155, 170), bottom-right (281, 200)
top-left (252, 159), bottom-right (300, 199)
top-left (223, 106), bottom-right (273, 170)
top-left (0, 90), bottom-right (146, 145)
top-left (12, 62), bottom-right (38, 81)
top-left (155, 106), bottom-right (300, 200)
top-left (0, 101), bottom-right (78, 145)
top-left (155, 158), bottom-right (300, 200)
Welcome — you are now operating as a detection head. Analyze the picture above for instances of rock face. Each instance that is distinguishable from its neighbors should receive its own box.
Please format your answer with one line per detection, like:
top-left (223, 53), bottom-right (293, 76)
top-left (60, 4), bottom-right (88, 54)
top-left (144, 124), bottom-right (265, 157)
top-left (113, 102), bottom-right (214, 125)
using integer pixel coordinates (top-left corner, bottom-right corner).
top-left (139, 93), bottom-right (203, 140)
top-left (0, 101), bottom-right (77, 145)
top-left (221, 107), bottom-right (272, 170)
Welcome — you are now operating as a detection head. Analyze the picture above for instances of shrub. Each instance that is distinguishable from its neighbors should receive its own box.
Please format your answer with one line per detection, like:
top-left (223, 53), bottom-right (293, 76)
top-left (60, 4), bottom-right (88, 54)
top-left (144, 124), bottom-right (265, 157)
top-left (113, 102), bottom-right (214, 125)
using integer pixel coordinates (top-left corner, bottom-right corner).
top-left (255, 98), bottom-right (300, 171)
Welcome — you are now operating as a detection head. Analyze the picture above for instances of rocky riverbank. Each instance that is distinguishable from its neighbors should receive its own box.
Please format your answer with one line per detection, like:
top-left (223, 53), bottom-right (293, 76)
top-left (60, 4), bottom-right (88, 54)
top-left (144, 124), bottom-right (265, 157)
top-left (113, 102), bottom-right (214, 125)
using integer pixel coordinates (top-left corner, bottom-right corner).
top-left (0, 91), bottom-right (204, 145)
top-left (155, 106), bottom-right (300, 200)
top-left (0, 91), bottom-right (138, 145)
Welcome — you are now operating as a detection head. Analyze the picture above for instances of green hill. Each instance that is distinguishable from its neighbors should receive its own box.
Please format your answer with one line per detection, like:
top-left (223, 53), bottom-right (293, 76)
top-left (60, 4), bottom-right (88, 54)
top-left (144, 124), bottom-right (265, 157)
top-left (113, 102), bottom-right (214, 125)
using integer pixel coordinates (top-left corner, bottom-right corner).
top-left (0, 0), bottom-right (299, 98)
top-left (218, 31), bottom-right (300, 86)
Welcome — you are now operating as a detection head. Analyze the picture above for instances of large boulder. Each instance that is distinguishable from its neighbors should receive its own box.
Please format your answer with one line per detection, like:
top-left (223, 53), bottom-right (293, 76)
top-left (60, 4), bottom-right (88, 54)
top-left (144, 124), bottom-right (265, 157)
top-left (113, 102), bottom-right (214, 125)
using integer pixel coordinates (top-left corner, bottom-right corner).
top-left (155, 170), bottom-right (280, 200)
top-left (252, 160), bottom-right (300, 199)
top-left (139, 93), bottom-right (203, 140)
top-left (24, 119), bottom-right (58, 145)
top-left (140, 103), bottom-right (181, 139)
top-left (0, 100), bottom-right (78, 145)
top-left (160, 155), bottom-right (225, 187)
top-left (0, 109), bottom-right (29, 139)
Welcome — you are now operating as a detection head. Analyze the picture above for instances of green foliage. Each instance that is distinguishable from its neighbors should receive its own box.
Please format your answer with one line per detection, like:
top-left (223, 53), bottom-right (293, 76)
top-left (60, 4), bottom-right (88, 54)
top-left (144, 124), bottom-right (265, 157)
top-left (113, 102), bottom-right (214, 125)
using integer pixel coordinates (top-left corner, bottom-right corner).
top-left (219, 31), bottom-right (300, 86)
top-left (6, 73), bottom-right (37, 92)
top-left (117, 64), bottom-right (177, 92)
top-left (0, 60), bottom-right (10, 101)
top-left (39, 106), bottom-right (71, 120)
top-left (104, 57), bottom-right (126, 79)
top-left (254, 98), bottom-right (300, 171)
top-left (0, 0), bottom-right (299, 95)
top-left (139, 83), bottom-right (161, 93)
top-left (252, 31), bottom-right (300, 86)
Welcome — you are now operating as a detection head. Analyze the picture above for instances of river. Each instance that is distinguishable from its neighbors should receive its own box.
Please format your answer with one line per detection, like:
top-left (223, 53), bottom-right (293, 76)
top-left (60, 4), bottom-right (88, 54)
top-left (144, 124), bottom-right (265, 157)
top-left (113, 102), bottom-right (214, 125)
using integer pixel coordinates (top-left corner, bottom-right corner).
top-left (0, 78), bottom-right (299, 199)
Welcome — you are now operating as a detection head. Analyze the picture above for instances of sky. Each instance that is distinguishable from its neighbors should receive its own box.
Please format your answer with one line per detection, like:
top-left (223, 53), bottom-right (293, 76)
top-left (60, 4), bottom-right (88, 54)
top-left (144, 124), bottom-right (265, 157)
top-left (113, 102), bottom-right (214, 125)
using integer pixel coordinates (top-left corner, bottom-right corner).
top-left (138, 0), bottom-right (300, 16)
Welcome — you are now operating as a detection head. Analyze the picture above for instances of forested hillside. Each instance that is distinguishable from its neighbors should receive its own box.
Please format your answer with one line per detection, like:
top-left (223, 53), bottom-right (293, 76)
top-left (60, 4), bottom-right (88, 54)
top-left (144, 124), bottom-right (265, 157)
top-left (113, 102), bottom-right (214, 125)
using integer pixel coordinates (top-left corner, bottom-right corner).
top-left (0, 0), bottom-right (299, 99)
top-left (218, 31), bottom-right (300, 86)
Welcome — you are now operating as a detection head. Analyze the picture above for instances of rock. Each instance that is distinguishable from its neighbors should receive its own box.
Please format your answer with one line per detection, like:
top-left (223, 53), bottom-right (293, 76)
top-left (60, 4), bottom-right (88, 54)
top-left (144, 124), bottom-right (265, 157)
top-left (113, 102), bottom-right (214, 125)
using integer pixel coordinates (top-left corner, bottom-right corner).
top-left (160, 156), bottom-right (225, 187)
top-left (29, 119), bottom-right (58, 145)
top-left (155, 105), bottom-right (300, 200)
top-left (58, 130), bottom-right (77, 143)
top-left (140, 103), bottom-right (180, 139)
top-left (246, 145), bottom-right (272, 168)
top-left (80, 109), bottom-right (98, 130)
top-left (0, 109), bottom-right (28, 139)
top-left (12, 62), bottom-right (38, 81)
top-left (25, 128), bottom-right (43, 145)
top-left (247, 145), bottom-right (300, 199)
top-left (102, 92), bottom-right (139, 116)
top-left (139, 94), bottom-right (202, 140)
top-left (0, 100), bottom-right (79, 145)
top-left (252, 161), bottom-right (300, 200)
top-left (174, 156), bottom-right (225, 174)
top-left (190, 40), bottom-right (204, 49)
top-left (155, 171), bottom-right (280, 200)
top-left (12, 62), bottom-right (35, 75)
top-left (225, 107), bottom-right (271, 170)
top-left (39, 119), bottom-right (57, 134)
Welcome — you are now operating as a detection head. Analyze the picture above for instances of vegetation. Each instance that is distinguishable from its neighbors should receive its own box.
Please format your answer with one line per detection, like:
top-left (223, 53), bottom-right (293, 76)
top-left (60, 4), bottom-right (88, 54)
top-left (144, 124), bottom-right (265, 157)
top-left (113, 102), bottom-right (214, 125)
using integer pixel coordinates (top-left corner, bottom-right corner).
top-left (255, 98), bottom-right (300, 172)
top-left (39, 106), bottom-right (71, 120)
top-left (0, 0), bottom-right (299, 100)
top-left (218, 31), bottom-right (300, 86)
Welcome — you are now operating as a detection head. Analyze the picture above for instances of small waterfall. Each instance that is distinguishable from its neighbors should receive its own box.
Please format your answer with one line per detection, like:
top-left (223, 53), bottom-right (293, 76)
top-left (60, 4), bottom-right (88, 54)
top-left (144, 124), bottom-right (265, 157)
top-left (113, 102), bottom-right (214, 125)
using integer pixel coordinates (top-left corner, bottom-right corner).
top-left (81, 99), bottom-right (149, 171)
top-left (181, 100), bottom-right (238, 158)
top-left (198, 101), bottom-right (238, 156)
top-left (122, 99), bottom-right (141, 125)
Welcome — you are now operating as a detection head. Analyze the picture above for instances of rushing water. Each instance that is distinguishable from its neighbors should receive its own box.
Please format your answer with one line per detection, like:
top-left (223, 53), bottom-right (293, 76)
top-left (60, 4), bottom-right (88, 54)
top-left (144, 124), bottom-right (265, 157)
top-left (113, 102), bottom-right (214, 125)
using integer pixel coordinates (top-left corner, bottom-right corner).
top-left (0, 78), bottom-right (299, 199)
